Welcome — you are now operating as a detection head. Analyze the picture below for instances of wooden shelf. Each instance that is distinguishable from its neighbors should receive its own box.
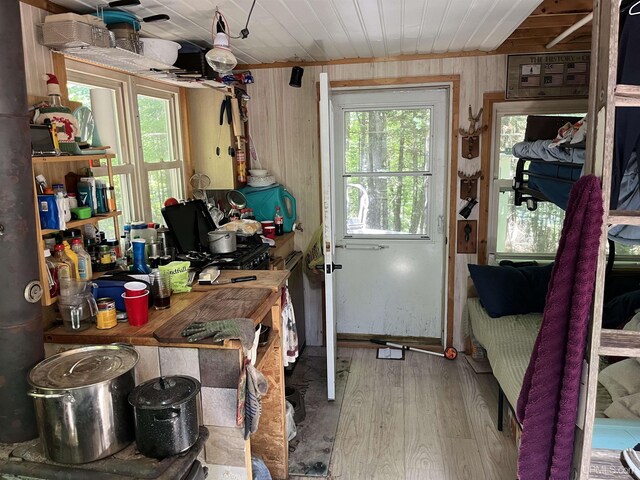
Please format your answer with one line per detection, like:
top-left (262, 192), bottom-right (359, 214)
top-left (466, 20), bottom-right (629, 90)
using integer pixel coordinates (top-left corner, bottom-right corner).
top-left (599, 329), bottom-right (640, 357)
top-left (608, 210), bottom-right (640, 226)
top-left (41, 211), bottom-right (122, 235)
top-left (32, 154), bottom-right (115, 164)
top-left (615, 85), bottom-right (640, 107)
top-left (255, 333), bottom-right (279, 371)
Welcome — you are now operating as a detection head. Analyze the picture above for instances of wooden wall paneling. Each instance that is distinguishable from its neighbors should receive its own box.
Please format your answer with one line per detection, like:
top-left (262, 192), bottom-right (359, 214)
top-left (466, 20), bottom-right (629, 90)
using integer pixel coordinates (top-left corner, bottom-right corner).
top-left (20, 2), bottom-right (53, 97)
top-left (51, 52), bottom-right (68, 99)
top-left (478, 92), bottom-right (506, 265)
top-left (179, 87), bottom-right (193, 197)
top-left (19, 0), bottom-right (68, 14)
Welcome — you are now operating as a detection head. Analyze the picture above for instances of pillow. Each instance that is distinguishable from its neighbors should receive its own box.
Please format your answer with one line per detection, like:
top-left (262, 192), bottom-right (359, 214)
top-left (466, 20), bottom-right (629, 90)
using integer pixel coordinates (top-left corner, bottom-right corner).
top-left (467, 263), bottom-right (553, 318)
top-left (624, 312), bottom-right (640, 332)
top-left (599, 358), bottom-right (640, 401)
top-left (604, 392), bottom-right (640, 419)
top-left (603, 290), bottom-right (640, 329)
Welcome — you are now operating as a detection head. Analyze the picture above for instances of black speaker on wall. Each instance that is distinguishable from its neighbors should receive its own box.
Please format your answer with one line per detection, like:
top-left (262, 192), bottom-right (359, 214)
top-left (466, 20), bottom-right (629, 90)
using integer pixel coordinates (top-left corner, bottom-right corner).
top-left (289, 66), bottom-right (304, 88)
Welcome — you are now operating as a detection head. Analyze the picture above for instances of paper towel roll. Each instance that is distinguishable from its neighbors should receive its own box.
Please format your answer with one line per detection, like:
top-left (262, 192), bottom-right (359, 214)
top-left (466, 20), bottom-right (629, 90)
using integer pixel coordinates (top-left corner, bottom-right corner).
top-left (90, 88), bottom-right (118, 154)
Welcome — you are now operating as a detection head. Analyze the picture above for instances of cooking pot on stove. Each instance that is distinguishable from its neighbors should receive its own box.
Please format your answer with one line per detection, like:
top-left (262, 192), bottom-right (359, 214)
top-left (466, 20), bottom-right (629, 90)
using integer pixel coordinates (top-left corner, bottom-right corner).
top-left (27, 345), bottom-right (138, 464)
top-left (129, 376), bottom-right (201, 458)
top-left (208, 229), bottom-right (236, 254)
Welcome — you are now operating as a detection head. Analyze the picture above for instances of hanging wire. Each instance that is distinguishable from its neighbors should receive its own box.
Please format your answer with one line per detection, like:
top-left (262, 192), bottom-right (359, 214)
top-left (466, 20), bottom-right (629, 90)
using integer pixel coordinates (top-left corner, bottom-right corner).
top-left (230, 0), bottom-right (256, 39)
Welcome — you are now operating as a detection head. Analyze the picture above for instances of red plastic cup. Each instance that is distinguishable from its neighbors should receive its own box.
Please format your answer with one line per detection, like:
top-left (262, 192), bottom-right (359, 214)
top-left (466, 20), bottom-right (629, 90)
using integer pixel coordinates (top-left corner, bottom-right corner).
top-left (122, 291), bottom-right (149, 327)
top-left (264, 225), bottom-right (276, 239)
top-left (260, 220), bottom-right (274, 229)
top-left (124, 281), bottom-right (147, 297)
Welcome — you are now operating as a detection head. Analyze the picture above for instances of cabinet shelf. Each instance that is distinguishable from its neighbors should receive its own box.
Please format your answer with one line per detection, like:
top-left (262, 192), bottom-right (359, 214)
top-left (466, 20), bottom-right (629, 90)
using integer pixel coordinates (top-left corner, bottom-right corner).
top-left (608, 210), bottom-right (640, 226)
top-left (255, 333), bottom-right (279, 371)
top-left (33, 154), bottom-right (115, 164)
top-left (41, 211), bottom-right (122, 235)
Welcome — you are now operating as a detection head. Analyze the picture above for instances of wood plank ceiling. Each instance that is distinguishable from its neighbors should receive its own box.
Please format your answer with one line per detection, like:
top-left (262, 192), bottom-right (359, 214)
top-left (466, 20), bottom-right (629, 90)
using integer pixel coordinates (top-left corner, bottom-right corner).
top-left (43, 0), bottom-right (593, 66)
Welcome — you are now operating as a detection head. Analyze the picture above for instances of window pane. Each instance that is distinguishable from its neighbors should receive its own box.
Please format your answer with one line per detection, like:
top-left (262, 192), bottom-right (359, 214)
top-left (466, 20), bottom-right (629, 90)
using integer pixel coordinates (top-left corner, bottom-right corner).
top-left (138, 95), bottom-right (172, 163)
top-left (498, 115), bottom-right (528, 180)
top-left (96, 173), bottom-right (131, 240)
top-left (66, 81), bottom-right (123, 166)
top-left (345, 175), bottom-right (429, 236)
top-left (344, 109), bottom-right (431, 173)
top-left (497, 190), bottom-right (565, 254)
top-left (148, 169), bottom-right (181, 225)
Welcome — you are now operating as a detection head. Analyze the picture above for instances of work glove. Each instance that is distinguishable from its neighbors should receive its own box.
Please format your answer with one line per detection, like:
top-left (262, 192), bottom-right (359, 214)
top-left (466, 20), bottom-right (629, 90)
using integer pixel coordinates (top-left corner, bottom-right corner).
top-left (181, 318), bottom-right (255, 350)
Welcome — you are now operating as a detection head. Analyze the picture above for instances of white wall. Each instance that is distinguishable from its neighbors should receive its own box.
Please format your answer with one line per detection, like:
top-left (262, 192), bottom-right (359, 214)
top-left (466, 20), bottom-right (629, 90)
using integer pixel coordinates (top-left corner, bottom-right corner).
top-left (20, 3), bottom-right (53, 97)
top-left (247, 56), bottom-right (507, 348)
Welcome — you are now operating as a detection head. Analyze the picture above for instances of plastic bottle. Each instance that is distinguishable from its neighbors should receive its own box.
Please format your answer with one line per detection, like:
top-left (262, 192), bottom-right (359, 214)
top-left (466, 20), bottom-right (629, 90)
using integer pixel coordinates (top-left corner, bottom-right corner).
top-left (55, 192), bottom-right (68, 229)
top-left (52, 244), bottom-right (74, 280)
top-left (63, 241), bottom-right (79, 279)
top-left (95, 180), bottom-right (108, 214)
top-left (67, 192), bottom-right (78, 210)
top-left (131, 238), bottom-right (151, 274)
top-left (44, 248), bottom-right (59, 298)
top-left (146, 223), bottom-right (158, 244)
top-left (131, 221), bottom-right (146, 239)
top-left (108, 186), bottom-right (116, 212)
top-left (274, 206), bottom-right (284, 236)
top-left (71, 238), bottom-right (93, 280)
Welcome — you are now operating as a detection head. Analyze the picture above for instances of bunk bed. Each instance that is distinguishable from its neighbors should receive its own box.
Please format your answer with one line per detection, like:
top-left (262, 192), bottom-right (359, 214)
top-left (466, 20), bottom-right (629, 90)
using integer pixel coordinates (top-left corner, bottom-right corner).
top-left (512, 115), bottom-right (640, 245)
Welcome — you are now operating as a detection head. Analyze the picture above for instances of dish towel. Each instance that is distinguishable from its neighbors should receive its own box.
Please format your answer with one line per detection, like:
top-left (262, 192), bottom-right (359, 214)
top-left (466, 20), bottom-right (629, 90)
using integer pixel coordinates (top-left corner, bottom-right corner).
top-left (282, 284), bottom-right (299, 367)
top-left (244, 363), bottom-right (268, 440)
top-left (516, 175), bottom-right (603, 480)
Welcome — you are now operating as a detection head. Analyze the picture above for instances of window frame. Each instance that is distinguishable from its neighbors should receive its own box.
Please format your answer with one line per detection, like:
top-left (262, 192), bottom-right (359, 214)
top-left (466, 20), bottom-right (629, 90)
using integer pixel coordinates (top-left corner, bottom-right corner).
top-left (65, 59), bottom-right (185, 227)
top-left (488, 99), bottom-right (588, 261)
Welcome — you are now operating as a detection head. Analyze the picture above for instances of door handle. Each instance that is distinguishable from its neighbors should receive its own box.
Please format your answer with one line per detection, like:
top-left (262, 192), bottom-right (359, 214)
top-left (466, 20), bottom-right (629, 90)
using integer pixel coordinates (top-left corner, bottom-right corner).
top-left (336, 244), bottom-right (388, 251)
top-left (315, 263), bottom-right (342, 273)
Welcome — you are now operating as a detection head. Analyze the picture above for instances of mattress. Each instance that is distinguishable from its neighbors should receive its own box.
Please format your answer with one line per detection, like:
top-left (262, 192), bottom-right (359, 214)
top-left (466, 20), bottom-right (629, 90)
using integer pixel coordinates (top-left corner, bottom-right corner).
top-left (467, 297), bottom-right (612, 417)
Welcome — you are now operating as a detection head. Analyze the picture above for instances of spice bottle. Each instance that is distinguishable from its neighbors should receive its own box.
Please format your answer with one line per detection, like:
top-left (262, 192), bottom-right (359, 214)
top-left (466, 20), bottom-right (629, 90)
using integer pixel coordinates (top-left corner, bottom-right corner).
top-left (107, 186), bottom-right (116, 212)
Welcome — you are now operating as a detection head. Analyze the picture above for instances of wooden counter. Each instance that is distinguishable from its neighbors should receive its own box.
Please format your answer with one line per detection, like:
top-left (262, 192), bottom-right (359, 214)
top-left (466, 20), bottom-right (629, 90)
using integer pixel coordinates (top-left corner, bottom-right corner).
top-left (43, 270), bottom-right (290, 480)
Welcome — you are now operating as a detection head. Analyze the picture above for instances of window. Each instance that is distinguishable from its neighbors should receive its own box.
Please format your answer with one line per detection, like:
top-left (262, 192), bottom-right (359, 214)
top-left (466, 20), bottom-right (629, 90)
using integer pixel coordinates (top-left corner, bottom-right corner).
top-left (65, 60), bottom-right (184, 238)
top-left (342, 108), bottom-right (432, 236)
top-left (490, 100), bottom-right (587, 259)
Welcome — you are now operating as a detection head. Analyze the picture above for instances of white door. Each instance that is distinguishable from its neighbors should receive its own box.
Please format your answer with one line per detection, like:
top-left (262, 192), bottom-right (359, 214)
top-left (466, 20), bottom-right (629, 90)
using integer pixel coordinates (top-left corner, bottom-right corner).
top-left (319, 73), bottom-right (338, 401)
top-left (332, 87), bottom-right (449, 339)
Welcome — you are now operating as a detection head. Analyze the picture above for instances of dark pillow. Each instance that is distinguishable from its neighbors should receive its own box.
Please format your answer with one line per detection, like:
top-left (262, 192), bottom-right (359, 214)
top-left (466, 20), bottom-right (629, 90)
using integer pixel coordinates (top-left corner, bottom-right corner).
top-left (468, 263), bottom-right (554, 318)
top-left (603, 290), bottom-right (640, 329)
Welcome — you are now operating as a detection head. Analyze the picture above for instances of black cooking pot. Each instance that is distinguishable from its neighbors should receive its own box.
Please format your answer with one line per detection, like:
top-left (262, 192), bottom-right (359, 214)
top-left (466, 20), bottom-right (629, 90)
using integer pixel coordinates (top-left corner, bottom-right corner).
top-left (128, 376), bottom-right (201, 459)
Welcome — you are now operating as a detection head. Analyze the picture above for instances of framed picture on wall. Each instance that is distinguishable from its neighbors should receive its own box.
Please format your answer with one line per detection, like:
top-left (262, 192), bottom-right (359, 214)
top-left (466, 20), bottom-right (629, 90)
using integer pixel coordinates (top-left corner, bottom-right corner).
top-left (506, 52), bottom-right (590, 99)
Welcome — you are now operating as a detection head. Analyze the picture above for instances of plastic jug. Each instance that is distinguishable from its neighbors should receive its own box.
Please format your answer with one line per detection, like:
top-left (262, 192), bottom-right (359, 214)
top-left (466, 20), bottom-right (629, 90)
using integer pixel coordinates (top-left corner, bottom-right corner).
top-left (59, 293), bottom-right (98, 331)
top-left (240, 184), bottom-right (297, 233)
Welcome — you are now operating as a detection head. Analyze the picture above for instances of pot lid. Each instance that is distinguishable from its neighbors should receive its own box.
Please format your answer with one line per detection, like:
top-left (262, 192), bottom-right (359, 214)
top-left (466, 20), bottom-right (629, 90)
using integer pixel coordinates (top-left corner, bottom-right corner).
top-left (29, 345), bottom-right (138, 390)
top-left (129, 376), bottom-right (200, 409)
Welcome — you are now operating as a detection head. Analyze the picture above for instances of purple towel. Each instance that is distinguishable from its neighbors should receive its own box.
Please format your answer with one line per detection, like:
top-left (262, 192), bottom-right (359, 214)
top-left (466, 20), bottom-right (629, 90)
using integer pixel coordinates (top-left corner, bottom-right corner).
top-left (516, 175), bottom-right (603, 480)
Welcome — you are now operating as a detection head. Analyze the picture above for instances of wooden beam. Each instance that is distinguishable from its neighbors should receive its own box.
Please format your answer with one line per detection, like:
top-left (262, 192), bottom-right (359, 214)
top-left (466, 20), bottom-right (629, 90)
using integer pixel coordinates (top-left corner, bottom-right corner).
top-left (329, 75), bottom-right (461, 88)
top-left (238, 43), bottom-right (591, 70)
top-left (51, 52), bottom-right (68, 100)
top-left (447, 77), bottom-right (460, 351)
top-left (478, 92), bottom-right (505, 265)
top-left (179, 87), bottom-right (193, 198)
top-left (532, 0), bottom-right (593, 15)
top-left (508, 26), bottom-right (591, 40)
top-left (19, 0), bottom-right (69, 13)
top-left (519, 13), bottom-right (590, 29)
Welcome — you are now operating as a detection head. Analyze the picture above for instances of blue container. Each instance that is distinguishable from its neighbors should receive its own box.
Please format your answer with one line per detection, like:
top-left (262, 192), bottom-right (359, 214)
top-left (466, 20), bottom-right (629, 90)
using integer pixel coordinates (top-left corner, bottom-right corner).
top-left (240, 184), bottom-right (297, 233)
top-left (38, 195), bottom-right (59, 230)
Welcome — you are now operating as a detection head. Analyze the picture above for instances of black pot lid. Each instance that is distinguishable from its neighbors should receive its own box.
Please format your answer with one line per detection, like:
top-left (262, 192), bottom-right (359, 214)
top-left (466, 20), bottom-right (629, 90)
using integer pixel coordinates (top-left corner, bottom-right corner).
top-left (29, 345), bottom-right (138, 390)
top-left (129, 375), bottom-right (201, 409)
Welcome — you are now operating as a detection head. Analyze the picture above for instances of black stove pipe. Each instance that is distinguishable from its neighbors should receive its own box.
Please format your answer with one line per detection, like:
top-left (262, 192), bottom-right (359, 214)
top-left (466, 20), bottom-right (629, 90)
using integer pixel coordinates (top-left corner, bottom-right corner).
top-left (0, 0), bottom-right (44, 442)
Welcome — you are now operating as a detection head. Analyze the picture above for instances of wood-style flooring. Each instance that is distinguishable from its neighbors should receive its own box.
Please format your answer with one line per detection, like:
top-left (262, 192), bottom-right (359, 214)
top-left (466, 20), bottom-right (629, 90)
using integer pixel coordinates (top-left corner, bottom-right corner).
top-left (294, 348), bottom-right (518, 480)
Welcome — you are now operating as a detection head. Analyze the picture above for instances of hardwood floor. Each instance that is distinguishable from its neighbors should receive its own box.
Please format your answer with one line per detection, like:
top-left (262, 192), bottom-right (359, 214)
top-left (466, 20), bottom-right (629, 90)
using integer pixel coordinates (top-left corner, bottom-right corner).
top-left (312, 348), bottom-right (518, 480)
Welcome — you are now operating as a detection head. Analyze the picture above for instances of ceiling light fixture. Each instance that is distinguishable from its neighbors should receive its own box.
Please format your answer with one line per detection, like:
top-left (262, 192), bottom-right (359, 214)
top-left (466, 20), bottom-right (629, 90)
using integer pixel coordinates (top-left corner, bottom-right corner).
top-left (205, 11), bottom-right (237, 74)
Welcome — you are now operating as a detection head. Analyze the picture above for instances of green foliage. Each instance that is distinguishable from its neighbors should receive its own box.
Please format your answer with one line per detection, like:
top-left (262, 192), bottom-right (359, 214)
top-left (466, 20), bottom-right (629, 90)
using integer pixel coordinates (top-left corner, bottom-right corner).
top-left (344, 109), bottom-right (431, 235)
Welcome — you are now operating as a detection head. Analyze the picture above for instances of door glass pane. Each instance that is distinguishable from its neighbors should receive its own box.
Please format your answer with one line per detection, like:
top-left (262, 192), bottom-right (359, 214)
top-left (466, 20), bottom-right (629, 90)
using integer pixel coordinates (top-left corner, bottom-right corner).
top-left (345, 176), bottom-right (430, 236)
top-left (148, 169), bottom-right (181, 225)
top-left (67, 81), bottom-right (123, 166)
top-left (138, 95), bottom-right (172, 164)
top-left (344, 109), bottom-right (431, 173)
top-left (498, 115), bottom-right (528, 180)
top-left (497, 190), bottom-right (564, 254)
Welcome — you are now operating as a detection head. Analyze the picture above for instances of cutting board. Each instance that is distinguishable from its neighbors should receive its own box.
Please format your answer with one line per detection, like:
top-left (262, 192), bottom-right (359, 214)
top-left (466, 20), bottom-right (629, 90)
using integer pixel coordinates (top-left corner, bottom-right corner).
top-left (153, 288), bottom-right (273, 344)
top-left (192, 270), bottom-right (290, 293)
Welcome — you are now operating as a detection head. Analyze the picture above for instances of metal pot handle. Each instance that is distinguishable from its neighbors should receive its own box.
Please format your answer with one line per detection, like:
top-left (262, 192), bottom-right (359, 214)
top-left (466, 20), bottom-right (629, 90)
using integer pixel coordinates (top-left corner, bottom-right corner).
top-left (209, 233), bottom-right (230, 243)
top-left (27, 390), bottom-right (73, 400)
